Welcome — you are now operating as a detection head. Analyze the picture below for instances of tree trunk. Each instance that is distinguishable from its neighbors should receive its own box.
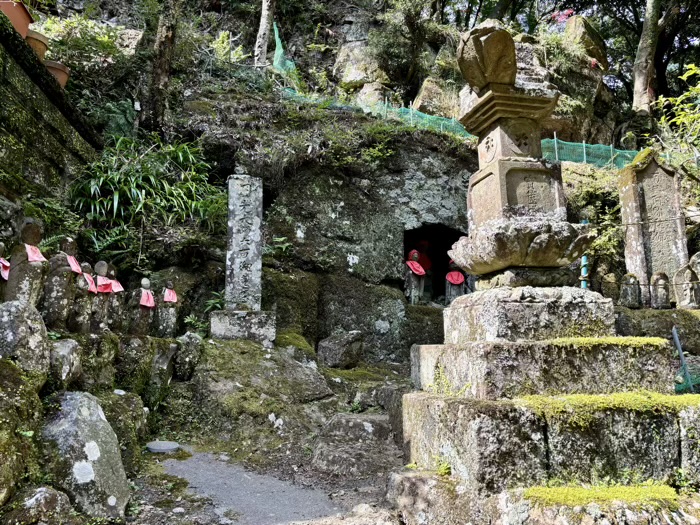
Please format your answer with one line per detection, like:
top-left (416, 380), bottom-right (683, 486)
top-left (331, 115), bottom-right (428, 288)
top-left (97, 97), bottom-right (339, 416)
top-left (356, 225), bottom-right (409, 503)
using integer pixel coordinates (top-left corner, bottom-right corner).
top-left (254, 0), bottom-right (276, 67)
top-left (140, 0), bottom-right (182, 133)
top-left (486, 0), bottom-right (513, 20)
top-left (632, 0), bottom-right (661, 116)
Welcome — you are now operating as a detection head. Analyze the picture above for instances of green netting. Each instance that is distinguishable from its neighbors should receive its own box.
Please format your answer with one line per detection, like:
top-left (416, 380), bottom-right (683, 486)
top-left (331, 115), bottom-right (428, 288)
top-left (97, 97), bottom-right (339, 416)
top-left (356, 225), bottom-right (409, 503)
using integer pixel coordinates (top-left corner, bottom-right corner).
top-left (272, 22), bottom-right (296, 74)
top-left (542, 138), bottom-right (638, 169)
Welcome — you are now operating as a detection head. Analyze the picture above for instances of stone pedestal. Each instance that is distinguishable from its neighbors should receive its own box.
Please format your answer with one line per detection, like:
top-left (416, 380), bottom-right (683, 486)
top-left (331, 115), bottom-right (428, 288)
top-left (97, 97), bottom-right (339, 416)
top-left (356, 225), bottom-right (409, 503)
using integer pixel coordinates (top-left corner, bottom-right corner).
top-left (443, 286), bottom-right (614, 343)
top-left (210, 310), bottom-right (276, 348)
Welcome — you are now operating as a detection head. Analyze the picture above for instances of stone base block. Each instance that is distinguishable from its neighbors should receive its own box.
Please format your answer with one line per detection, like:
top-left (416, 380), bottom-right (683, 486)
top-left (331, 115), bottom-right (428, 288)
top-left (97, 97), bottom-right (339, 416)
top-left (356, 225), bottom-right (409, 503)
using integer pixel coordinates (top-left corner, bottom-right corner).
top-left (615, 306), bottom-right (700, 355)
top-left (210, 310), bottom-right (276, 348)
top-left (403, 392), bottom-right (700, 493)
top-left (475, 267), bottom-right (577, 290)
top-left (402, 393), bottom-right (548, 495)
top-left (444, 287), bottom-right (614, 343)
top-left (387, 472), bottom-right (697, 525)
top-left (411, 337), bottom-right (675, 398)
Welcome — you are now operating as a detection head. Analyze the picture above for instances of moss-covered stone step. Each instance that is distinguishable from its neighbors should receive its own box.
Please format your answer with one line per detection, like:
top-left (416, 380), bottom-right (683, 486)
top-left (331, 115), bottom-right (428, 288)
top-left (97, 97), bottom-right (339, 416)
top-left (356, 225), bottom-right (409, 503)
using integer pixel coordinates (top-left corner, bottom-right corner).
top-left (411, 337), bottom-right (674, 398)
top-left (616, 305), bottom-right (700, 355)
top-left (402, 392), bottom-right (700, 495)
top-left (387, 471), bottom-right (697, 525)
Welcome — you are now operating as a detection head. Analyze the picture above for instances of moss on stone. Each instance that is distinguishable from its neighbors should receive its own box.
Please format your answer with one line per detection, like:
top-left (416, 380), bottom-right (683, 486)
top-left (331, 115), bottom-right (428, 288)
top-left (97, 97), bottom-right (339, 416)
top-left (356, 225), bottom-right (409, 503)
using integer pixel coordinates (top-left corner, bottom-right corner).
top-left (97, 391), bottom-right (147, 477)
top-left (114, 336), bottom-right (157, 396)
top-left (519, 391), bottom-right (700, 428)
top-left (262, 267), bottom-right (320, 343)
top-left (524, 483), bottom-right (678, 510)
top-left (276, 330), bottom-right (315, 358)
top-left (545, 336), bottom-right (670, 349)
top-left (74, 333), bottom-right (118, 393)
top-left (322, 365), bottom-right (390, 383)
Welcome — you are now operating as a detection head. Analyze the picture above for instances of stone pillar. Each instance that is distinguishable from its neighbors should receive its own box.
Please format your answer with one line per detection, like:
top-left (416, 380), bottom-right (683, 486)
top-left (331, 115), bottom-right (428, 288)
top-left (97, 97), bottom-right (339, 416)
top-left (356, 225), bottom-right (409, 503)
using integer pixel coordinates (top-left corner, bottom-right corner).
top-left (224, 173), bottom-right (263, 311)
top-left (619, 152), bottom-right (688, 306)
top-left (210, 169), bottom-right (276, 347)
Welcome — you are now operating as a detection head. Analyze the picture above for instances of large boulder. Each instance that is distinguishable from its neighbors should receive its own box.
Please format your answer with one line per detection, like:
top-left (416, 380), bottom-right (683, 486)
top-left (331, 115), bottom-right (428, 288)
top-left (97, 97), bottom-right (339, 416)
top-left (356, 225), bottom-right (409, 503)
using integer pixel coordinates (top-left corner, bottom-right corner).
top-left (75, 333), bottom-right (118, 393)
top-left (48, 339), bottom-right (83, 391)
top-left (0, 360), bottom-right (42, 507)
top-left (0, 301), bottom-right (50, 383)
top-left (174, 331), bottom-right (203, 381)
top-left (318, 330), bottom-right (364, 369)
top-left (564, 15), bottom-right (609, 70)
top-left (333, 41), bottom-right (388, 90)
top-left (0, 486), bottom-right (83, 525)
top-left (42, 392), bottom-right (130, 519)
top-left (413, 77), bottom-right (460, 118)
top-left (97, 391), bottom-right (148, 476)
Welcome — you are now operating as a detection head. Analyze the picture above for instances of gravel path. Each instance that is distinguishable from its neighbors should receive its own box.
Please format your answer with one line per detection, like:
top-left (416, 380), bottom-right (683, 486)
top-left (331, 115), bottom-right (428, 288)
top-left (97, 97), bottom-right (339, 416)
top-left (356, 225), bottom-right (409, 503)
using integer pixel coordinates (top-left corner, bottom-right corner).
top-left (164, 453), bottom-right (343, 525)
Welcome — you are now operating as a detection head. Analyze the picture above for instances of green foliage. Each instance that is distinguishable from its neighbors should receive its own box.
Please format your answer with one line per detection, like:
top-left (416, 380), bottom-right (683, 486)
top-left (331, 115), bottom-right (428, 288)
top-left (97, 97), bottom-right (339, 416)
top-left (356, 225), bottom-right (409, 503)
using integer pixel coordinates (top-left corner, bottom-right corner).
top-left (204, 291), bottom-right (225, 313)
top-left (535, 25), bottom-right (588, 78)
top-left (263, 237), bottom-right (293, 257)
top-left (427, 364), bottom-right (469, 396)
top-left (23, 197), bottom-right (82, 241)
top-left (184, 314), bottom-right (209, 335)
top-left (433, 455), bottom-right (452, 477)
top-left (70, 135), bottom-right (226, 269)
top-left (211, 31), bottom-right (250, 66)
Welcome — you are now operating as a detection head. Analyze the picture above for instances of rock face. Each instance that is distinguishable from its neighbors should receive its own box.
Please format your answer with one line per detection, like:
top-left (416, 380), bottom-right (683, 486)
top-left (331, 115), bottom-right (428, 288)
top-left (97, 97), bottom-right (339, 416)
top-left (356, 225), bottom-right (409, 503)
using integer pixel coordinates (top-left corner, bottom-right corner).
top-left (97, 391), bottom-right (148, 476)
top-left (174, 331), bottom-right (203, 381)
top-left (0, 360), bottom-right (42, 507)
top-left (317, 330), bottom-right (363, 368)
top-left (564, 16), bottom-right (609, 70)
top-left (333, 41), bottom-right (388, 90)
top-left (311, 414), bottom-right (402, 478)
top-left (0, 301), bottom-right (50, 380)
top-left (42, 392), bottom-right (130, 519)
top-left (0, 486), bottom-right (82, 525)
top-left (49, 339), bottom-right (83, 390)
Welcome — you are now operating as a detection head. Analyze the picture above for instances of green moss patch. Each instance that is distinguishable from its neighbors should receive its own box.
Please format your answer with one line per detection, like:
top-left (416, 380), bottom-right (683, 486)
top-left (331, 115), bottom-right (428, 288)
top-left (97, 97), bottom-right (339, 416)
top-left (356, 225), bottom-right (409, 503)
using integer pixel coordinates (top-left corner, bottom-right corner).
top-left (519, 391), bottom-right (700, 428)
top-left (323, 365), bottom-right (391, 383)
top-left (524, 483), bottom-right (678, 509)
top-left (276, 330), bottom-right (315, 358)
top-left (545, 336), bottom-right (669, 349)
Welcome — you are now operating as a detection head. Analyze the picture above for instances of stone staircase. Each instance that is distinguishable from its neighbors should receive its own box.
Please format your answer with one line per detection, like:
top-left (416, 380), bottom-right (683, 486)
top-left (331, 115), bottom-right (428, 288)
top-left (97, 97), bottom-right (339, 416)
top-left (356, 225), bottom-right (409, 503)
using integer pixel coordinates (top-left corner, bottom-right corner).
top-left (388, 287), bottom-right (700, 524)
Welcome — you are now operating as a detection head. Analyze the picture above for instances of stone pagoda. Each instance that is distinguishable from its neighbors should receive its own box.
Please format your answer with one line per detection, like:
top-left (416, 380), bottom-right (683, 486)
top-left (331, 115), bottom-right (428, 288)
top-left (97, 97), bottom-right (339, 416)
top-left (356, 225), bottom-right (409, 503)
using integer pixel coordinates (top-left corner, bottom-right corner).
top-left (388, 21), bottom-right (700, 524)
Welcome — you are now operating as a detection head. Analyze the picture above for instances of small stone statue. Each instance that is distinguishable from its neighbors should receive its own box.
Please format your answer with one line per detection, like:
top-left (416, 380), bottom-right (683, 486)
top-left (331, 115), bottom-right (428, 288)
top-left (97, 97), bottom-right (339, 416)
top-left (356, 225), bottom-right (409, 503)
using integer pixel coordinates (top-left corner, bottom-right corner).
top-left (106, 265), bottom-right (125, 333)
top-left (43, 237), bottom-right (80, 330)
top-left (154, 280), bottom-right (178, 338)
top-left (676, 267), bottom-right (700, 309)
top-left (650, 272), bottom-right (671, 310)
top-left (619, 273), bottom-right (641, 309)
top-left (91, 261), bottom-right (111, 332)
top-left (405, 250), bottom-right (426, 305)
top-left (68, 262), bottom-right (96, 334)
top-left (4, 220), bottom-right (48, 306)
top-left (129, 278), bottom-right (156, 335)
top-left (0, 242), bottom-right (8, 299)
top-left (445, 260), bottom-right (467, 305)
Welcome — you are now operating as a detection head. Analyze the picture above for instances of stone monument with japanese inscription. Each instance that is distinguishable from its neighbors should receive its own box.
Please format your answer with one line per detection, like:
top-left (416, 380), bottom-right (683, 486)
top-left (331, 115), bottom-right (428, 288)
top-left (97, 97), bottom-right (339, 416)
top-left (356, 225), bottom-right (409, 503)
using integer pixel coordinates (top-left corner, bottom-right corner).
top-left (210, 168), bottom-right (276, 347)
top-left (619, 151), bottom-right (688, 306)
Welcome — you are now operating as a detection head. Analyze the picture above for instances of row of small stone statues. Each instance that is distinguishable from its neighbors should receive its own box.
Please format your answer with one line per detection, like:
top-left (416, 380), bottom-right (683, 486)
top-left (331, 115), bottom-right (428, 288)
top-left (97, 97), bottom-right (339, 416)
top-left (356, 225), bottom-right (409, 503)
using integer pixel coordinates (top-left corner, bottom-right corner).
top-left (0, 222), bottom-right (180, 337)
top-left (619, 266), bottom-right (700, 310)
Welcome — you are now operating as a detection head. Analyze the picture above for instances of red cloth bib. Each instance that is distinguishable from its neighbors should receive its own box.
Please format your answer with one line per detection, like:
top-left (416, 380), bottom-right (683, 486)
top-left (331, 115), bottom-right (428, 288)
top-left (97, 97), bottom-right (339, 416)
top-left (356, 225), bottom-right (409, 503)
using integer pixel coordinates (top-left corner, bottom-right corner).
top-left (446, 271), bottom-right (465, 285)
top-left (25, 244), bottom-right (47, 263)
top-left (97, 276), bottom-right (112, 293)
top-left (111, 279), bottom-right (124, 293)
top-left (140, 289), bottom-right (155, 308)
top-left (0, 258), bottom-right (9, 281)
top-left (407, 261), bottom-right (426, 276)
top-left (84, 273), bottom-right (97, 294)
top-left (67, 256), bottom-right (82, 274)
top-left (164, 289), bottom-right (178, 303)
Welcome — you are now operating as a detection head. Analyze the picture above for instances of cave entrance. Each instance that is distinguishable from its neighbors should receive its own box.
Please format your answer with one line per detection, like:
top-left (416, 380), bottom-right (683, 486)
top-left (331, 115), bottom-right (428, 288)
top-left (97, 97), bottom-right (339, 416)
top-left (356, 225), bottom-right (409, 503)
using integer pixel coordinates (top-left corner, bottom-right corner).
top-left (404, 224), bottom-right (467, 302)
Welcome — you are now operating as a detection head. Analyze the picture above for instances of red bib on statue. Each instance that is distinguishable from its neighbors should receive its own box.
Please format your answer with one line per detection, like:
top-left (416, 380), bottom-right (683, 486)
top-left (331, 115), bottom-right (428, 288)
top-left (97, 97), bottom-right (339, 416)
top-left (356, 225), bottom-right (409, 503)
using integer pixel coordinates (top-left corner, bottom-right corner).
top-left (97, 276), bottom-right (112, 293)
top-left (446, 271), bottom-right (465, 285)
top-left (140, 290), bottom-right (155, 308)
top-left (0, 258), bottom-right (9, 280)
top-left (25, 244), bottom-right (47, 263)
top-left (407, 261), bottom-right (426, 276)
top-left (67, 256), bottom-right (82, 274)
top-left (84, 274), bottom-right (97, 294)
top-left (111, 280), bottom-right (124, 293)
top-left (164, 289), bottom-right (178, 303)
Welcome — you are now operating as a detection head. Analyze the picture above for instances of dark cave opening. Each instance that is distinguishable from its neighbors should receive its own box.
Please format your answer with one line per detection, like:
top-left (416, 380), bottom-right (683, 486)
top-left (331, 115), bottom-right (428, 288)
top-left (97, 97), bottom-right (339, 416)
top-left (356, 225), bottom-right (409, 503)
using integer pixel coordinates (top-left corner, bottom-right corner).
top-left (404, 224), bottom-right (467, 301)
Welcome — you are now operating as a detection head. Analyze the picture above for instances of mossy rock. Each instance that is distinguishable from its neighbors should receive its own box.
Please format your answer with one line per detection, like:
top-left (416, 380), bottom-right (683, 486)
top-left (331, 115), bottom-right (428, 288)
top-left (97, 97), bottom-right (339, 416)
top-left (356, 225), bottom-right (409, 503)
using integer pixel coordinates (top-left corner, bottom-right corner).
top-left (114, 336), bottom-right (157, 396)
top-left (74, 333), bottom-right (118, 394)
top-left (276, 330), bottom-right (316, 360)
top-left (96, 392), bottom-right (148, 477)
top-left (262, 268), bottom-right (320, 344)
top-left (0, 360), bottom-right (42, 507)
top-left (523, 483), bottom-right (678, 510)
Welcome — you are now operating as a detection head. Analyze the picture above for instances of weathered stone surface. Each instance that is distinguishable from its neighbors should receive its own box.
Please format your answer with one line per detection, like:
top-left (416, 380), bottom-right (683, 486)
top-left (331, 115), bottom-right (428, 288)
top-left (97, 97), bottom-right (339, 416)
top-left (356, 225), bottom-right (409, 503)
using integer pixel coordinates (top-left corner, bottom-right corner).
top-left (544, 404), bottom-right (679, 483)
top-left (210, 310), bottom-right (276, 348)
top-left (0, 360), bottom-right (42, 507)
top-left (4, 241), bottom-right (47, 307)
top-left (174, 331), bottom-right (203, 381)
top-left (564, 15), bottom-right (609, 70)
top-left (114, 336), bottom-right (156, 395)
top-left (457, 20), bottom-right (517, 91)
top-left (680, 406), bottom-right (700, 484)
top-left (450, 219), bottom-right (592, 276)
top-left (67, 263), bottom-right (93, 334)
top-left (146, 440), bottom-right (179, 454)
top-left (127, 280), bottom-right (155, 336)
top-left (675, 264), bottom-right (700, 309)
top-left (619, 273), bottom-right (642, 308)
top-left (650, 272), bottom-right (672, 309)
top-left (0, 300), bottom-right (50, 380)
top-left (619, 152), bottom-right (688, 306)
top-left (143, 340), bottom-right (176, 410)
top-left (49, 339), bottom-right (83, 389)
top-left (97, 391), bottom-right (147, 476)
top-left (411, 337), bottom-right (675, 399)
top-left (262, 267), bottom-right (320, 343)
top-left (153, 284), bottom-right (178, 338)
top-left (318, 330), bottom-right (364, 369)
top-left (0, 486), bottom-right (83, 525)
top-left (76, 333), bottom-right (117, 393)
top-left (42, 252), bottom-right (76, 330)
top-left (402, 393), bottom-right (547, 495)
top-left (225, 171), bottom-right (264, 311)
top-left (615, 306), bottom-right (700, 354)
top-left (412, 77), bottom-right (460, 118)
top-left (443, 287), bottom-right (614, 343)
top-left (475, 267), bottom-right (577, 290)
top-left (42, 392), bottom-right (130, 519)
top-left (333, 41), bottom-right (388, 90)
top-left (311, 414), bottom-right (402, 478)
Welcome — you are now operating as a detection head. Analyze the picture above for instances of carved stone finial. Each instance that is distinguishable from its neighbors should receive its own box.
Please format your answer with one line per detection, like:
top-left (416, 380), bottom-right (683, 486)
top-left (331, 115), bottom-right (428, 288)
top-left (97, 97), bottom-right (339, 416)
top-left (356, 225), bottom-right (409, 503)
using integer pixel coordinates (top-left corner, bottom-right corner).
top-left (457, 20), bottom-right (517, 92)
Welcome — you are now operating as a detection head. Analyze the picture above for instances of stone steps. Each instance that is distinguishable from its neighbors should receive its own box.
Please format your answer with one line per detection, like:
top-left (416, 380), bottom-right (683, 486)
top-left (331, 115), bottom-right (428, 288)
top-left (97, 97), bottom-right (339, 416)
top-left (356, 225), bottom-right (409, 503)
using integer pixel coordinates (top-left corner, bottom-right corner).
top-left (411, 337), bottom-right (675, 399)
top-left (387, 471), bottom-right (698, 525)
top-left (402, 392), bottom-right (700, 495)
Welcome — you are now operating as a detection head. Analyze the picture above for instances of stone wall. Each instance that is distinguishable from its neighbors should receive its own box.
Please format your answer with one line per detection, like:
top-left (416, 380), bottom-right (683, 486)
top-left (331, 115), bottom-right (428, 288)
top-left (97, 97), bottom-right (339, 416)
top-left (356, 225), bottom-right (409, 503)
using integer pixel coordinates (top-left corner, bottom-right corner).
top-left (0, 13), bottom-right (99, 238)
